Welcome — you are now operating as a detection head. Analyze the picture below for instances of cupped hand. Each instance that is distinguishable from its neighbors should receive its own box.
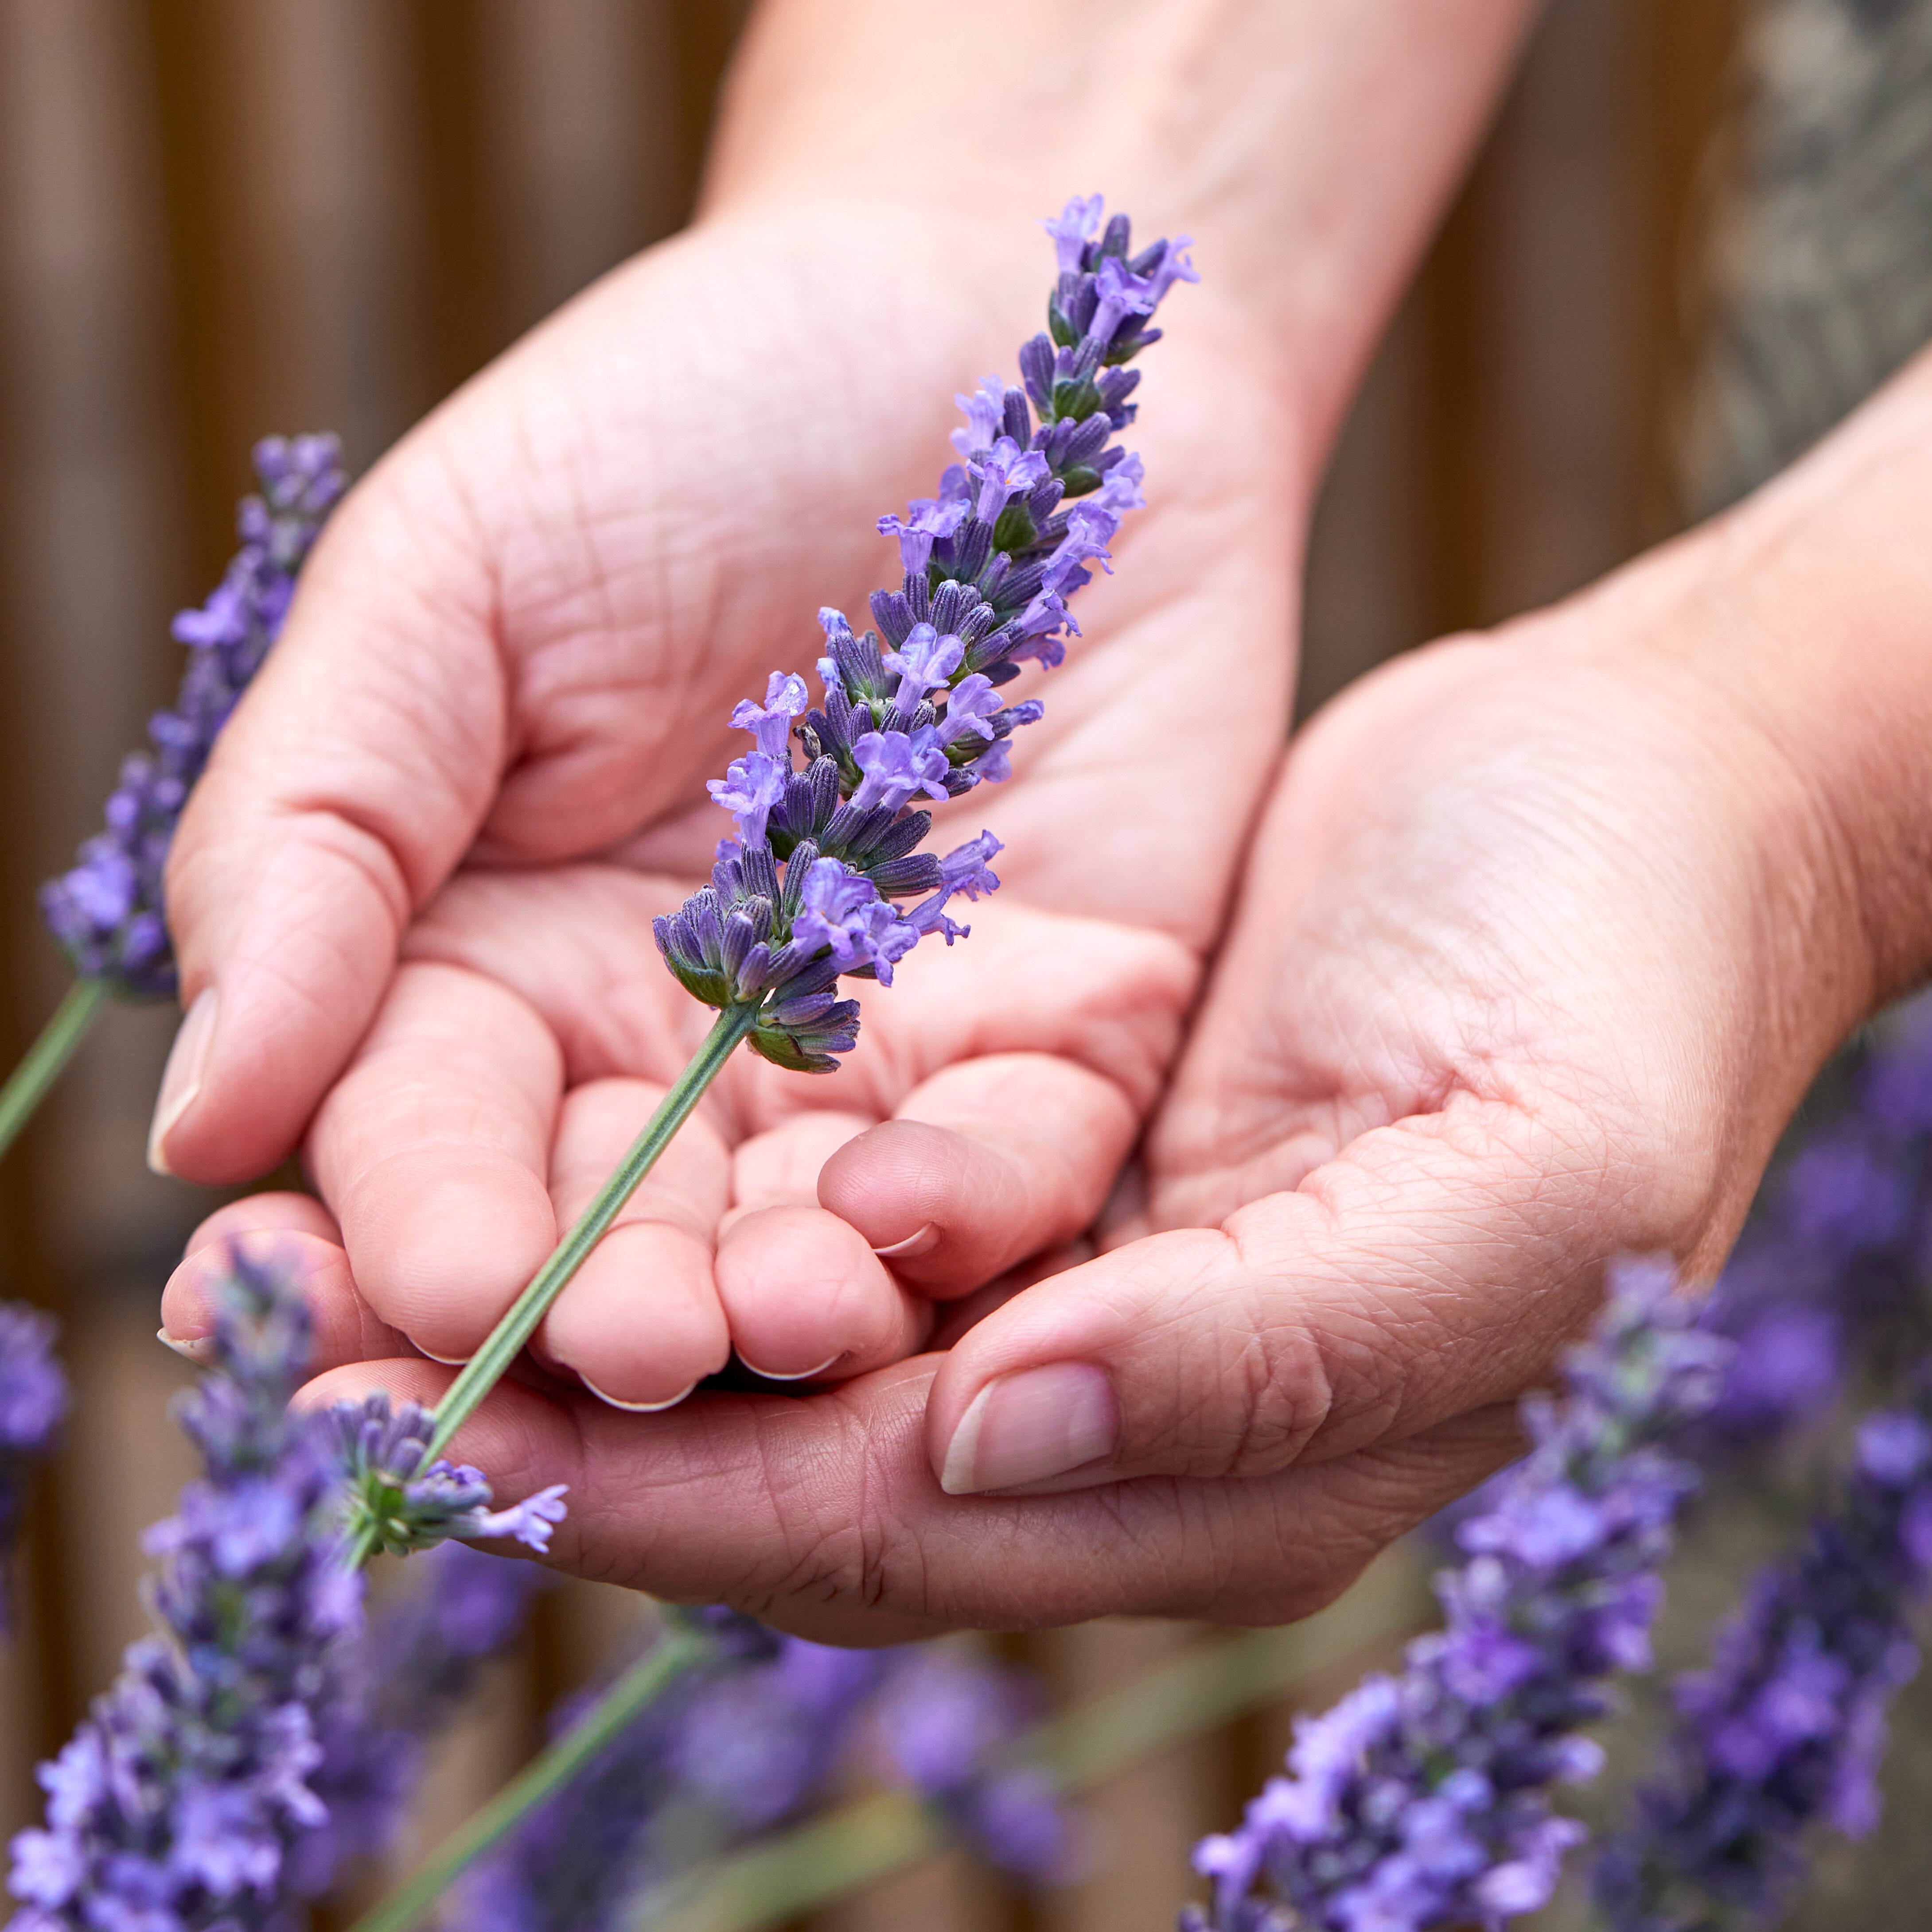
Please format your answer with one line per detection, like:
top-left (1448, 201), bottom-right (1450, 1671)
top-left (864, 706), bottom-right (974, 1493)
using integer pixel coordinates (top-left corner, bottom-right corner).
top-left (155, 196), bottom-right (1299, 1405)
top-left (280, 500), bottom-right (1872, 1641)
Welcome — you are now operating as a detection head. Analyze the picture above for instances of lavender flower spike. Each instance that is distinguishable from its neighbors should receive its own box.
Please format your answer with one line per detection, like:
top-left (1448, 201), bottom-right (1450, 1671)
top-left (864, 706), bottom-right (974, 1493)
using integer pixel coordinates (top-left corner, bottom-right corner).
top-left (39, 434), bottom-right (343, 999)
top-left (1185, 1261), bottom-right (1729, 1932)
top-left (0, 1302), bottom-right (66, 1635)
top-left (7, 1250), bottom-right (361, 1932)
top-left (655, 197), bottom-right (1191, 1072)
top-left (1594, 1381), bottom-right (1932, 1932)
top-left (328, 1390), bottom-right (568, 1558)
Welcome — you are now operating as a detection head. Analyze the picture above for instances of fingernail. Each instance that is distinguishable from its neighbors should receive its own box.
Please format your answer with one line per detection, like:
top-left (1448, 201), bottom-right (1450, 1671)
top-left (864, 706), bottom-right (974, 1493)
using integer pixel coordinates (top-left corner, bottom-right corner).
top-left (873, 1223), bottom-right (939, 1260)
top-left (737, 1350), bottom-right (844, 1384)
top-left (148, 988), bottom-right (218, 1176)
top-left (580, 1373), bottom-right (698, 1414)
top-left (156, 1328), bottom-right (218, 1367)
top-left (939, 1361), bottom-right (1118, 1495)
top-left (416, 1344), bottom-right (471, 1367)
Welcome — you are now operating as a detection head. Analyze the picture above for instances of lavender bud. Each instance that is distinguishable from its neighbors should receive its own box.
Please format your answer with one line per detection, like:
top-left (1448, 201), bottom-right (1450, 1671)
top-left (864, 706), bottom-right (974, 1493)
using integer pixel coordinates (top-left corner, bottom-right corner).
top-left (38, 436), bottom-right (344, 999)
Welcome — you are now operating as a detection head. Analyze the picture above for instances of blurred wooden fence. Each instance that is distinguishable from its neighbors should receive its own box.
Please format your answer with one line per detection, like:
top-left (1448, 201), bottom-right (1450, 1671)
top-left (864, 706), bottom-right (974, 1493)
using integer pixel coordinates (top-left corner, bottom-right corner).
top-left (0, 2), bottom-right (1733, 1925)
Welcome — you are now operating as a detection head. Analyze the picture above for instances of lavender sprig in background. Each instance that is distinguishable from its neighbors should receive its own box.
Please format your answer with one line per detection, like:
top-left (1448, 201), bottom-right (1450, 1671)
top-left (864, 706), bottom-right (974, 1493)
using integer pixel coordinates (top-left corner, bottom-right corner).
top-left (1697, 993), bottom-right (1932, 1447)
top-left (292, 1543), bottom-right (550, 1897)
top-left (1186, 1264), bottom-right (1729, 1932)
top-left (454, 1613), bottom-right (1071, 1931)
top-left (37, 434), bottom-right (343, 1000)
top-left (0, 1303), bottom-right (66, 1636)
top-left (6, 1252), bottom-right (361, 1931)
top-left (654, 196), bottom-right (1194, 1071)
top-left (1594, 1384), bottom-right (1932, 1932)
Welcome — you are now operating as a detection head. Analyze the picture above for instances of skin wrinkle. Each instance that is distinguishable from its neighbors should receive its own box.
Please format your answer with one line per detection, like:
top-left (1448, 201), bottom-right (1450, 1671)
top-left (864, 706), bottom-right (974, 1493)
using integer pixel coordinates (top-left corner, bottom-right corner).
top-left (181, 5), bottom-right (1729, 1628)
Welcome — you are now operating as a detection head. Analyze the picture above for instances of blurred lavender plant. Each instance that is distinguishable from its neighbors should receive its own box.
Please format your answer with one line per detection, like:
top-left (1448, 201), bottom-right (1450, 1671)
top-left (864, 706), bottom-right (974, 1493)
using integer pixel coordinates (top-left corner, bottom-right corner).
top-left (1185, 1263), bottom-right (1729, 1932)
top-left (4, 1254), bottom-right (556, 1930)
top-left (6, 1251), bottom-right (361, 1931)
top-left (1593, 1386), bottom-right (1932, 1931)
top-left (1698, 993), bottom-right (1932, 1445)
top-left (454, 1614), bottom-right (1070, 1930)
top-left (0, 1302), bottom-right (66, 1634)
top-left (292, 1543), bottom-right (550, 1895)
top-left (874, 1646), bottom-right (1076, 1883)
top-left (38, 435), bottom-right (343, 999)
top-left (454, 1615), bottom-right (877, 1932)
top-left (654, 195), bottom-right (1194, 1071)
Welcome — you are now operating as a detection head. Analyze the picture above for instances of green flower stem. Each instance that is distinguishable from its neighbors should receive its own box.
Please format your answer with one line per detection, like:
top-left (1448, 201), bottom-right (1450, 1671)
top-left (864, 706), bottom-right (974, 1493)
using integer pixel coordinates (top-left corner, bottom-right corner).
top-left (350, 1618), bottom-right (715, 1932)
top-left (341, 1001), bottom-right (761, 1570)
top-left (0, 976), bottom-right (109, 1164)
top-left (422, 1001), bottom-right (759, 1466)
top-left (639, 1555), bottom-right (1433, 1932)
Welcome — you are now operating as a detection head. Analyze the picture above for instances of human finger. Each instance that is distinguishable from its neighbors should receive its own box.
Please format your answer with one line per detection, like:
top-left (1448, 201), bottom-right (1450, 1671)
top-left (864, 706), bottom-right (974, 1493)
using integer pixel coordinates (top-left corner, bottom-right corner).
top-left (537, 1078), bottom-right (734, 1410)
top-left (160, 1195), bottom-right (412, 1375)
top-left (153, 448), bottom-right (512, 1185)
top-left (296, 1354), bottom-right (1520, 1641)
top-left (814, 1052), bottom-right (1140, 1296)
top-left (920, 1090), bottom-right (1626, 1497)
top-left (721, 1112), bottom-right (875, 1237)
top-left (305, 961), bottom-right (563, 1363)
top-left (712, 1205), bottom-right (932, 1382)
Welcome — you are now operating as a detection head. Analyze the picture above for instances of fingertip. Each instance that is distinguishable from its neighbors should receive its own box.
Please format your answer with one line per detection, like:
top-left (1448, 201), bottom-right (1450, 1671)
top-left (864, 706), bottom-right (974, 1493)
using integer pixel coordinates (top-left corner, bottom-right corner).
top-left (337, 1148), bottom-right (557, 1361)
top-left (541, 1222), bottom-right (731, 1410)
top-left (716, 1204), bottom-right (923, 1379)
top-left (817, 1119), bottom-right (950, 1251)
top-left (157, 809), bottom-right (413, 1183)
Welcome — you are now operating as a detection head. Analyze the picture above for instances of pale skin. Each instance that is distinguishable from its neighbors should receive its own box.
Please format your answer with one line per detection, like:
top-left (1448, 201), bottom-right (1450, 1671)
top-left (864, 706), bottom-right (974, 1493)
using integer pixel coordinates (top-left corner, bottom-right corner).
top-left (152, 0), bottom-right (1932, 1643)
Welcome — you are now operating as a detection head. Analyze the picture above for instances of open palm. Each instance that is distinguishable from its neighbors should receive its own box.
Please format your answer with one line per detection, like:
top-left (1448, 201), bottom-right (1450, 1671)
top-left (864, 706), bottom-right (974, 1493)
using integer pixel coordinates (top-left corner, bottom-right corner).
top-left (159, 197), bottom-right (1300, 1408)
top-left (272, 539), bottom-right (1873, 1644)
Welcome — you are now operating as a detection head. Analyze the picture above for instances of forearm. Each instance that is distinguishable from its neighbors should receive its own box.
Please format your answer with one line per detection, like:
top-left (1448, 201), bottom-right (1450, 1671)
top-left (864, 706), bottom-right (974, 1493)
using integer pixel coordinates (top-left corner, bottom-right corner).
top-left (703, 0), bottom-right (1540, 461)
top-left (1541, 342), bottom-right (1932, 1062)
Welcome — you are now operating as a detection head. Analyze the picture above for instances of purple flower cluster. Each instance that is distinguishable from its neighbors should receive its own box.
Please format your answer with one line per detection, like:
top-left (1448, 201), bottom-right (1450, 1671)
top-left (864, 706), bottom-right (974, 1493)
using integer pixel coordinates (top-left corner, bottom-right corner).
top-left (655, 199), bottom-right (1193, 1071)
top-left (1186, 1263), bottom-right (1730, 1932)
top-left (460, 1613), bottom-right (1070, 1928)
top-left (873, 1647), bottom-right (1075, 1882)
top-left (1698, 993), bottom-right (1932, 1445)
top-left (1594, 1387), bottom-right (1932, 1931)
top-left (457, 1615), bottom-right (885, 1931)
top-left (0, 1302), bottom-right (66, 1636)
top-left (6, 1251), bottom-right (360, 1931)
top-left (326, 1391), bottom-right (567, 1558)
top-left (291, 1543), bottom-right (550, 1894)
top-left (39, 435), bottom-right (344, 998)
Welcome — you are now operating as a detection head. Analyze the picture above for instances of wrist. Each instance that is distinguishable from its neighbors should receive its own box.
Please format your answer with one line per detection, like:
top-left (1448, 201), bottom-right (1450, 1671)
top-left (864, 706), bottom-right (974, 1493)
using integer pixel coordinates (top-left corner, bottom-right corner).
top-left (1545, 347), bottom-right (1932, 1065)
top-left (701, 0), bottom-right (1537, 462)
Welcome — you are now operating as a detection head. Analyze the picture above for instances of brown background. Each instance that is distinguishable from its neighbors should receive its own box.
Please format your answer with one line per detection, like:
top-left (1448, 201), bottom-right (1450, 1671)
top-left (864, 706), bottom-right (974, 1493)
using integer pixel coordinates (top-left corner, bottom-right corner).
top-left (0, 2), bottom-right (1743, 1926)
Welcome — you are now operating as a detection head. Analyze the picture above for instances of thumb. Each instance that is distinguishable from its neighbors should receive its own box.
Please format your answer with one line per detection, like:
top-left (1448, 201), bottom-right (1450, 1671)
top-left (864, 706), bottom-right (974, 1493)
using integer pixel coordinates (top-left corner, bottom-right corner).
top-left (923, 1104), bottom-right (1623, 1496)
top-left (153, 445), bottom-right (507, 1184)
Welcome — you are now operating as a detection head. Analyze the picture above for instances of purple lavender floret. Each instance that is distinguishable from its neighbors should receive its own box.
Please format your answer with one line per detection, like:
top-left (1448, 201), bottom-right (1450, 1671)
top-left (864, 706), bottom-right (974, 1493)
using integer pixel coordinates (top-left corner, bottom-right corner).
top-left (1695, 992), bottom-right (1932, 1447)
top-left (655, 199), bottom-right (1192, 1072)
top-left (0, 1303), bottom-right (67, 1636)
top-left (327, 1390), bottom-right (567, 1558)
top-left (1593, 1383), bottom-right (1932, 1931)
top-left (1184, 1262), bottom-right (1729, 1932)
top-left (38, 434), bottom-right (344, 999)
top-left (457, 1617), bottom-right (1069, 1928)
top-left (291, 1543), bottom-right (550, 1893)
top-left (455, 1618), bottom-right (889, 1931)
top-left (5, 1250), bottom-right (360, 1931)
top-left (874, 1648), bottom-right (1076, 1882)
